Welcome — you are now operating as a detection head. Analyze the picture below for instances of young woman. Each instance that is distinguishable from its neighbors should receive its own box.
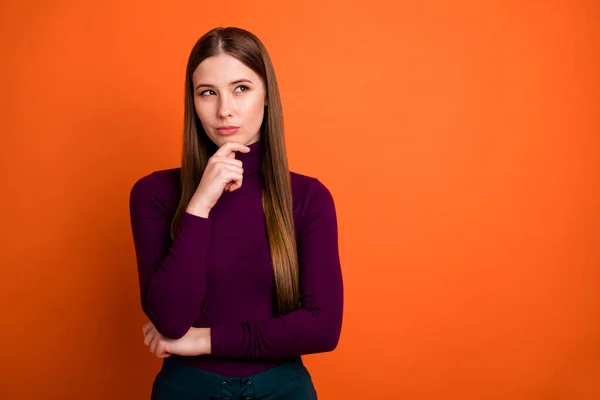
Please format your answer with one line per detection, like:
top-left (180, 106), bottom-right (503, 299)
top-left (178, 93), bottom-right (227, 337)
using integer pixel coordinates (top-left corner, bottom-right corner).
top-left (129, 26), bottom-right (343, 400)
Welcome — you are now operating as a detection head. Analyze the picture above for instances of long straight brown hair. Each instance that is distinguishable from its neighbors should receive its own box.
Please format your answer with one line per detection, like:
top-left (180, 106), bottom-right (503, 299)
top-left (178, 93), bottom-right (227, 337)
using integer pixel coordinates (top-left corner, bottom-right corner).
top-left (170, 27), bottom-right (299, 315)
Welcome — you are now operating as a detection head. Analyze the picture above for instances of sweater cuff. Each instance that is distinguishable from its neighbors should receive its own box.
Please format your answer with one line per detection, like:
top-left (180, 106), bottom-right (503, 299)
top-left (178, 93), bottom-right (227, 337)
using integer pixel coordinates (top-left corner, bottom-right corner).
top-left (210, 323), bottom-right (245, 358)
top-left (177, 211), bottom-right (211, 236)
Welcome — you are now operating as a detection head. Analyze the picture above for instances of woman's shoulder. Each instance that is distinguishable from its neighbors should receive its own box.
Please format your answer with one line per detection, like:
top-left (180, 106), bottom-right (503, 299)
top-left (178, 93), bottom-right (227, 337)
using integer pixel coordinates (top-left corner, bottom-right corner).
top-left (290, 171), bottom-right (336, 223)
top-left (129, 167), bottom-right (182, 208)
top-left (290, 171), bottom-right (330, 196)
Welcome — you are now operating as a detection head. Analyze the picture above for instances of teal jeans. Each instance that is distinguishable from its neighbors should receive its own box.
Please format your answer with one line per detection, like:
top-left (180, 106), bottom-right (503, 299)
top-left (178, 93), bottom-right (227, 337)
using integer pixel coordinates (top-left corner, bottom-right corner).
top-left (150, 356), bottom-right (318, 400)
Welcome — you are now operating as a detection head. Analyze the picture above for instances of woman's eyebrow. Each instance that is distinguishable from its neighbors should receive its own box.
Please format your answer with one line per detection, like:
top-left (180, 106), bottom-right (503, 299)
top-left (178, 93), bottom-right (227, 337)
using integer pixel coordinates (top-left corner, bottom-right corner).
top-left (195, 79), bottom-right (253, 90)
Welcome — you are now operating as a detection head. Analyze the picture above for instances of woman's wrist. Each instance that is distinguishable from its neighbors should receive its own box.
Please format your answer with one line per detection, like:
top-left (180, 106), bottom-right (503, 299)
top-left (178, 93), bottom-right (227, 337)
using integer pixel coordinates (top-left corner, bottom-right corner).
top-left (186, 197), bottom-right (212, 218)
top-left (186, 205), bottom-right (211, 218)
top-left (192, 327), bottom-right (212, 355)
top-left (203, 328), bottom-right (212, 355)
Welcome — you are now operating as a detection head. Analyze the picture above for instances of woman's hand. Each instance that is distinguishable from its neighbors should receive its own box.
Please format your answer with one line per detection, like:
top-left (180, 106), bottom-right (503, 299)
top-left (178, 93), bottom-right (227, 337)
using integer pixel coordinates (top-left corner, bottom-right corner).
top-left (142, 322), bottom-right (211, 358)
top-left (186, 141), bottom-right (250, 217)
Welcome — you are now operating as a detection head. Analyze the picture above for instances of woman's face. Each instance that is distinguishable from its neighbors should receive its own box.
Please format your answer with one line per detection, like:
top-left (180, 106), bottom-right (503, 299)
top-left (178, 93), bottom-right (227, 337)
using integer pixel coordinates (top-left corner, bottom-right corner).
top-left (192, 53), bottom-right (266, 148)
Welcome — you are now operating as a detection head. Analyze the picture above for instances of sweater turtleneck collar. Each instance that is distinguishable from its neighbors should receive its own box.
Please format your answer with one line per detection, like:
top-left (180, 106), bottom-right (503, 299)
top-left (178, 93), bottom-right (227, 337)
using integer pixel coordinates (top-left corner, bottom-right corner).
top-left (236, 139), bottom-right (262, 176)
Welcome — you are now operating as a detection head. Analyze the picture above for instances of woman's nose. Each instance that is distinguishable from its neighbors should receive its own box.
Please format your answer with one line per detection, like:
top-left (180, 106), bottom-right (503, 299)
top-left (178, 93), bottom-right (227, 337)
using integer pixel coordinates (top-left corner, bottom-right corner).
top-left (217, 95), bottom-right (233, 118)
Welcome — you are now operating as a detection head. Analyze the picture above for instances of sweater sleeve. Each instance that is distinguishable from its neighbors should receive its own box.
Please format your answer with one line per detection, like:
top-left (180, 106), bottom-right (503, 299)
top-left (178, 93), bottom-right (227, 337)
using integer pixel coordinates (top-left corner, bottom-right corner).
top-left (210, 178), bottom-right (344, 359)
top-left (129, 173), bottom-right (212, 339)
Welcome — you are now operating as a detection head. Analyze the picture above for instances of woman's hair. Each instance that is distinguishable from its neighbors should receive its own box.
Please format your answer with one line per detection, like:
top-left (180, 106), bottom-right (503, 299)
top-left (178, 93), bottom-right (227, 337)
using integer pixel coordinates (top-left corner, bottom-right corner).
top-left (170, 27), bottom-right (299, 315)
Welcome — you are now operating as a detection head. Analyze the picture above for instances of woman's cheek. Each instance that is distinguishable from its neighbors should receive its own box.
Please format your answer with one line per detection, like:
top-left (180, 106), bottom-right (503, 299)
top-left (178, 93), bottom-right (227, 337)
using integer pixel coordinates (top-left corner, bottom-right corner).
top-left (249, 96), bottom-right (265, 122)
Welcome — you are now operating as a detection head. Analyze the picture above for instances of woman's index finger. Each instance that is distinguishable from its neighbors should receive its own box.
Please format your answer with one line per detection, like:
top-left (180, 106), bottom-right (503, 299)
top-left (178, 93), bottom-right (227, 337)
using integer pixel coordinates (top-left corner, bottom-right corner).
top-left (214, 141), bottom-right (251, 158)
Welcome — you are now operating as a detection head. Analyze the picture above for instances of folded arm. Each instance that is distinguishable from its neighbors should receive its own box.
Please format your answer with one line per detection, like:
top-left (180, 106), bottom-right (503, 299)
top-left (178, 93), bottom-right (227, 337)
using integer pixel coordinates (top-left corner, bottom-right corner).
top-left (209, 179), bottom-right (344, 359)
top-left (129, 173), bottom-right (211, 339)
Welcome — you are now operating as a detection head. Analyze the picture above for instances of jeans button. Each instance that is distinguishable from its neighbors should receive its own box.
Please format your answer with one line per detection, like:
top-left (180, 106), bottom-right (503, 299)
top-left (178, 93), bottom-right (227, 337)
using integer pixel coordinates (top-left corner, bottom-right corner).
top-left (221, 381), bottom-right (227, 387)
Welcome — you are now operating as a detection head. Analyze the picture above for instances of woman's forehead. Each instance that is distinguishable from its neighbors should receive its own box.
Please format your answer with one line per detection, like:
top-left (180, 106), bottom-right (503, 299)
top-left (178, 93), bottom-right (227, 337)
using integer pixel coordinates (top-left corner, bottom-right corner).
top-left (193, 53), bottom-right (261, 85)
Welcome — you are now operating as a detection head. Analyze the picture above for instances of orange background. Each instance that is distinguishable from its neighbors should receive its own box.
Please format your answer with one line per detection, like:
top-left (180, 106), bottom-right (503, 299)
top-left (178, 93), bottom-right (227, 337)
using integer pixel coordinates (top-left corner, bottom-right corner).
top-left (1, 0), bottom-right (599, 399)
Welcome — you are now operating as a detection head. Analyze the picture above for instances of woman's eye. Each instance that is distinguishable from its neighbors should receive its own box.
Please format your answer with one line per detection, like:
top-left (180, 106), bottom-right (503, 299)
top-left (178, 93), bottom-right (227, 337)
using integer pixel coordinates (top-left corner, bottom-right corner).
top-left (200, 85), bottom-right (248, 96)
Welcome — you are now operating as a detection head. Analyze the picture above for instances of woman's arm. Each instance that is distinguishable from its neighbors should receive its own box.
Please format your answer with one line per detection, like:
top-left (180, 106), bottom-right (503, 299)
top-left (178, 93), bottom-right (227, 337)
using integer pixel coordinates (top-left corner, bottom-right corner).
top-left (209, 179), bottom-right (344, 360)
top-left (129, 172), bottom-right (212, 339)
top-left (143, 322), bottom-right (210, 358)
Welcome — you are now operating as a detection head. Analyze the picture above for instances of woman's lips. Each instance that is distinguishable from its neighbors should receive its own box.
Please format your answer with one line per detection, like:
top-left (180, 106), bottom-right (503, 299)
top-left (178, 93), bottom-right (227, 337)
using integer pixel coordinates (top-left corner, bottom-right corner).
top-left (216, 126), bottom-right (239, 135)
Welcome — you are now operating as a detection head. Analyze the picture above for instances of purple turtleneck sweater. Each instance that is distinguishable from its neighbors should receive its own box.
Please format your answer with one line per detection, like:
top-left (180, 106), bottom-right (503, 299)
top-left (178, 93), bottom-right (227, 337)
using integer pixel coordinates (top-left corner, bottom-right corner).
top-left (128, 140), bottom-right (343, 377)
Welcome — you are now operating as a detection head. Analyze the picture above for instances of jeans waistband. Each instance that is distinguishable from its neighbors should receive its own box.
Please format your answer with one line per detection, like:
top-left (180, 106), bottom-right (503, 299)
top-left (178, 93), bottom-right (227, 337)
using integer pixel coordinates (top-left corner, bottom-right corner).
top-left (157, 356), bottom-right (306, 397)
